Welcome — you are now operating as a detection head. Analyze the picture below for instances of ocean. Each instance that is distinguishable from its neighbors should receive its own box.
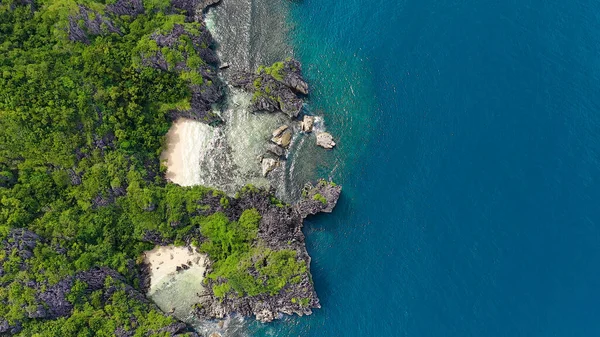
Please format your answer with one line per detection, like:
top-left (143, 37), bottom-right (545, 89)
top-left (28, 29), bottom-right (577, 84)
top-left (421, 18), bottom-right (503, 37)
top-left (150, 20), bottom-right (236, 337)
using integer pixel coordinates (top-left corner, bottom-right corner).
top-left (232, 0), bottom-right (600, 335)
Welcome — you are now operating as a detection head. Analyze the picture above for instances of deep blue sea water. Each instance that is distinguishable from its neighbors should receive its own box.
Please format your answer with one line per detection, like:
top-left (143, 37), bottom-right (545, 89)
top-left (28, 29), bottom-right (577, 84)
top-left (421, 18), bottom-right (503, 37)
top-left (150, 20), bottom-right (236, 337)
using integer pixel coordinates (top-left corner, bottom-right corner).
top-left (250, 0), bottom-right (600, 335)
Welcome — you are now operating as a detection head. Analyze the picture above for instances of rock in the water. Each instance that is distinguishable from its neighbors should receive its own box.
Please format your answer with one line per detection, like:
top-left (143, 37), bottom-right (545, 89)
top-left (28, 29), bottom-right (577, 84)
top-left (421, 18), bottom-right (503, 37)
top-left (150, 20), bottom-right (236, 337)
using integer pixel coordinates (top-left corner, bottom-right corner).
top-left (301, 116), bottom-right (314, 133)
top-left (261, 158), bottom-right (279, 177)
top-left (271, 126), bottom-right (292, 148)
top-left (296, 180), bottom-right (342, 218)
top-left (266, 143), bottom-right (285, 157)
top-left (316, 132), bottom-right (335, 149)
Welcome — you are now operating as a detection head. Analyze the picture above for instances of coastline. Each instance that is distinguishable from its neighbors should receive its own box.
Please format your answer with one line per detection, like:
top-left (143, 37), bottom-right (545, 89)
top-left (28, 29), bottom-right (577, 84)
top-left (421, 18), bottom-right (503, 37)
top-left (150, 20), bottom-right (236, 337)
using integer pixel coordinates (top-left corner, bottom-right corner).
top-left (143, 245), bottom-right (208, 294)
top-left (0, 0), bottom-right (343, 334)
top-left (161, 118), bottom-right (212, 187)
top-left (152, 0), bottom-right (343, 328)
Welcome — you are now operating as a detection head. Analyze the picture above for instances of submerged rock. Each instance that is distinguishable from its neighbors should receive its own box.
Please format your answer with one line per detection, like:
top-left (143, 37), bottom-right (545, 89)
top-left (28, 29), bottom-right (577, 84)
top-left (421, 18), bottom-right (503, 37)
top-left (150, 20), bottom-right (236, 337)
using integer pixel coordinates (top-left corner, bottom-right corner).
top-left (316, 132), bottom-right (336, 149)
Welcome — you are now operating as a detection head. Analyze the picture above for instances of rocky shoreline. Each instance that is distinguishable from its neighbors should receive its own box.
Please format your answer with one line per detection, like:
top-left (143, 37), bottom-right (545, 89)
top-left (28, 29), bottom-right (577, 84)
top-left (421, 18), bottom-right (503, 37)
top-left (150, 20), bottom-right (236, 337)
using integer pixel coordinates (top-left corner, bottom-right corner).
top-left (1, 179), bottom-right (340, 335)
top-left (131, 0), bottom-right (344, 326)
top-left (0, 0), bottom-right (342, 334)
top-left (191, 180), bottom-right (341, 323)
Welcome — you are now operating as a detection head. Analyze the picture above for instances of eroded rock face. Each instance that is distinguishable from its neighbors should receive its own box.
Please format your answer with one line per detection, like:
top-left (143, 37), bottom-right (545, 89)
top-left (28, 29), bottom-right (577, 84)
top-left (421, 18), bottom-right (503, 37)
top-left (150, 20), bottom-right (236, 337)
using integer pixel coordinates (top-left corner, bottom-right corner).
top-left (296, 180), bottom-right (342, 218)
top-left (280, 58), bottom-right (309, 95)
top-left (316, 132), bottom-right (336, 149)
top-left (301, 115), bottom-right (314, 133)
top-left (68, 5), bottom-right (121, 44)
top-left (0, 320), bottom-right (21, 335)
top-left (230, 59), bottom-right (308, 118)
top-left (106, 0), bottom-right (144, 16)
top-left (142, 24), bottom-right (223, 124)
top-left (261, 157), bottom-right (279, 177)
top-left (192, 182), bottom-right (340, 323)
top-left (171, 0), bottom-right (220, 16)
top-left (271, 126), bottom-right (293, 148)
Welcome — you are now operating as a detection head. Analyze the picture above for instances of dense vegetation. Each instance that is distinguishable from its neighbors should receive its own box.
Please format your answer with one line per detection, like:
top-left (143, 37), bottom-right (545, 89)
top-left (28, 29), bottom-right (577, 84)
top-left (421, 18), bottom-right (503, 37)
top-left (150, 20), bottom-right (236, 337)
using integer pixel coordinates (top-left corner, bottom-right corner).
top-left (0, 0), bottom-right (310, 334)
top-left (199, 210), bottom-right (307, 299)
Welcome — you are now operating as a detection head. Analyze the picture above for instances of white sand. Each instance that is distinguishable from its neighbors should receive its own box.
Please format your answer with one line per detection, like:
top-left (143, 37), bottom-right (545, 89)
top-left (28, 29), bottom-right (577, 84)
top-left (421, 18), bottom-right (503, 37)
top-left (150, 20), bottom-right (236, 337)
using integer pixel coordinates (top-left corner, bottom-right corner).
top-left (161, 118), bottom-right (214, 187)
top-left (143, 245), bottom-right (207, 292)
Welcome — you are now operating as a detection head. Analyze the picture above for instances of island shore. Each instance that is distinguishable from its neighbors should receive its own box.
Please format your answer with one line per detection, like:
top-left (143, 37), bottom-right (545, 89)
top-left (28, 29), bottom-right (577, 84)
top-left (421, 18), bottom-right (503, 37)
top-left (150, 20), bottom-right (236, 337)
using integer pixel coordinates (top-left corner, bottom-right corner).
top-left (161, 118), bottom-right (211, 187)
top-left (143, 245), bottom-right (208, 293)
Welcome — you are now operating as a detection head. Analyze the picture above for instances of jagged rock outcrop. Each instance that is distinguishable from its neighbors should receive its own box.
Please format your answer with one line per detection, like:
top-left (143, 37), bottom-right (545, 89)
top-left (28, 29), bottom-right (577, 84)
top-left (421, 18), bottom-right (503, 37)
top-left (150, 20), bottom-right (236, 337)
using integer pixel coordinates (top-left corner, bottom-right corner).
top-left (230, 58), bottom-right (308, 118)
top-left (301, 115), bottom-right (314, 132)
top-left (0, 228), bottom-right (41, 264)
top-left (151, 23), bottom-right (219, 65)
top-left (0, 320), bottom-right (21, 335)
top-left (140, 23), bottom-right (223, 124)
top-left (106, 0), bottom-right (144, 16)
top-left (171, 0), bottom-right (220, 16)
top-left (279, 58), bottom-right (309, 95)
top-left (191, 182), bottom-right (341, 323)
top-left (68, 5), bottom-right (121, 44)
top-left (296, 179), bottom-right (342, 218)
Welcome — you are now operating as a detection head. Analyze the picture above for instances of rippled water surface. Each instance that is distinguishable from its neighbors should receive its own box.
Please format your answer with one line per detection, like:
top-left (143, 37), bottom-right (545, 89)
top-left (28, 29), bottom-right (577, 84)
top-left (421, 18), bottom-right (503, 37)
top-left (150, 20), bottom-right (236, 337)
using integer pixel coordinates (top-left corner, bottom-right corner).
top-left (164, 0), bottom-right (600, 335)
top-left (251, 0), bottom-right (600, 336)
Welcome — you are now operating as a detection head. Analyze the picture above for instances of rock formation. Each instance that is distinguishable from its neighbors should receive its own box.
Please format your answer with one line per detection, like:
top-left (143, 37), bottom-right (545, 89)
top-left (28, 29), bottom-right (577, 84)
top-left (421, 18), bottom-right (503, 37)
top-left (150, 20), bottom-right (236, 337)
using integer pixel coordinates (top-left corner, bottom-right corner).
top-left (301, 115), bottom-right (315, 133)
top-left (230, 58), bottom-right (309, 118)
top-left (266, 143), bottom-right (285, 157)
top-left (316, 132), bottom-right (336, 149)
top-left (261, 157), bottom-right (279, 176)
top-left (68, 5), bottom-right (121, 44)
top-left (106, 0), bottom-right (144, 16)
top-left (297, 179), bottom-right (342, 218)
top-left (0, 228), bottom-right (190, 335)
top-left (190, 182), bottom-right (341, 323)
top-left (271, 125), bottom-right (293, 148)
top-left (141, 23), bottom-right (223, 124)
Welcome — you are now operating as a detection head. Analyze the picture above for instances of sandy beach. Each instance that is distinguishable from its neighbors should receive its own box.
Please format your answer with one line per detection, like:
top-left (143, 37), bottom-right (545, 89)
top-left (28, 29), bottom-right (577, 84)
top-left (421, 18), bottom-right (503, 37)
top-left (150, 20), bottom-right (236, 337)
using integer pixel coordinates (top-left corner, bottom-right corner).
top-left (143, 245), bottom-right (208, 291)
top-left (161, 118), bottom-right (213, 187)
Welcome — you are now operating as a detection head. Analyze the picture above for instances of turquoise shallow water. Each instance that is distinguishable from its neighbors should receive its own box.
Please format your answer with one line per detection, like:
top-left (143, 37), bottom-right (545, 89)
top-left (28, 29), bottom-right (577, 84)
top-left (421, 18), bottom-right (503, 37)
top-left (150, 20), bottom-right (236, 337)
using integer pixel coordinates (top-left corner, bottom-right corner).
top-left (248, 0), bottom-right (600, 335)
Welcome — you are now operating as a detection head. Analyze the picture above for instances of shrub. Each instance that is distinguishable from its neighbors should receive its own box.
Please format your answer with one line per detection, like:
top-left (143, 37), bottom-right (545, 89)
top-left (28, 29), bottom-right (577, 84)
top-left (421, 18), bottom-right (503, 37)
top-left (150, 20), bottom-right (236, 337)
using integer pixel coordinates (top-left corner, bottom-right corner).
top-left (312, 193), bottom-right (327, 205)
